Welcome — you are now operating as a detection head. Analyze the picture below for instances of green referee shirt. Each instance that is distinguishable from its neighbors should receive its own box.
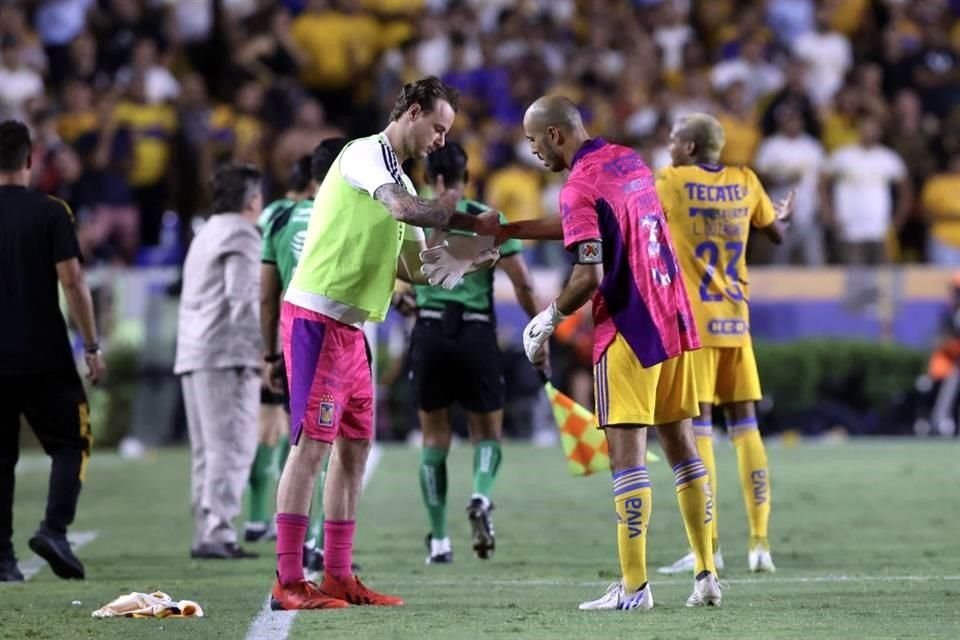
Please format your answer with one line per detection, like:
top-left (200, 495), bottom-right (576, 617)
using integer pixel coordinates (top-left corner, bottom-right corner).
top-left (414, 199), bottom-right (523, 314)
top-left (261, 198), bottom-right (313, 291)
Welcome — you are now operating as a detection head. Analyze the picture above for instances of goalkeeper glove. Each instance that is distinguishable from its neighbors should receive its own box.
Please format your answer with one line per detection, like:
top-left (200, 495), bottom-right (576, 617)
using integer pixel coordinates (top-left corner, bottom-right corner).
top-left (522, 301), bottom-right (566, 363)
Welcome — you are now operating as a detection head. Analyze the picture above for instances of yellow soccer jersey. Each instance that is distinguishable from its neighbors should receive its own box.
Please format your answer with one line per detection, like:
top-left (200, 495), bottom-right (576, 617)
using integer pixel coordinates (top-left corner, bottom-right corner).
top-left (657, 164), bottom-right (776, 347)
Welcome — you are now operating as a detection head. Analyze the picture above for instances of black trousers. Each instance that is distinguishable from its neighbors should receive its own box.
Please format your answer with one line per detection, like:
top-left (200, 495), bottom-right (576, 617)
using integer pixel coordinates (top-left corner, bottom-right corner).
top-left (0, 371), bottom-right (90, 556)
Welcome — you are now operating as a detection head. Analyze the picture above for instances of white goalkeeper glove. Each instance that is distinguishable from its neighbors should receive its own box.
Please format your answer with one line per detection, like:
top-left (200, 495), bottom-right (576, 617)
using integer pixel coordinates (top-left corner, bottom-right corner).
top-left (419, 231), bottom-right (499, 290)
top-left (522, 301), bottom-right (566, 363)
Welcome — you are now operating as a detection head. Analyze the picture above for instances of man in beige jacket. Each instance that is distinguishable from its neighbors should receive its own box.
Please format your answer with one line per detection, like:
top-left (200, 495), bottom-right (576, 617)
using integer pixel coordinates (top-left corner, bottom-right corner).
top-left (174, 164), bottom-right (264, 559)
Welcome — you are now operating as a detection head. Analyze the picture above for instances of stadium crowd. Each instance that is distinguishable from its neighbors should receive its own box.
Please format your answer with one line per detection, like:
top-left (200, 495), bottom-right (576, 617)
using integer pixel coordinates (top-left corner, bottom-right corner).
top-left (2, 0), bottom-right (959, 268)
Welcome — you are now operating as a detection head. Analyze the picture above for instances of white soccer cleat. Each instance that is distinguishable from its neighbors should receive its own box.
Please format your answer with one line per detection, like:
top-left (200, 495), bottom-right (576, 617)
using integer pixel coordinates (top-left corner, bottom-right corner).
top-left (748, 546), bottom-right (776, 572)
top-left (686, 573), bottom-right (722, 607)
top-left (658, 550), bottom-right (724, 575)
top-left (578, 582), bottom-right (654, 611)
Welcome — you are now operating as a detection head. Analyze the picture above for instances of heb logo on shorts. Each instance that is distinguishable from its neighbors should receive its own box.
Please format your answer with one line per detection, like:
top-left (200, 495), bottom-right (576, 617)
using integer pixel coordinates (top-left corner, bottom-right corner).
top-left (708, 318), bottom-right (748, 336)
top-left (318, 400), bottom-right (336, 427)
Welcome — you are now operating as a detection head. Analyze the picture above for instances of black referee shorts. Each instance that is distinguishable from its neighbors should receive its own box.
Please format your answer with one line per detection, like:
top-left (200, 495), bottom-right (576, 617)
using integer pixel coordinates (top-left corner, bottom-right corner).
top-left (408, 318), bottom-right (505, 413)
top-left (0, 370), bottom-right (91, 457)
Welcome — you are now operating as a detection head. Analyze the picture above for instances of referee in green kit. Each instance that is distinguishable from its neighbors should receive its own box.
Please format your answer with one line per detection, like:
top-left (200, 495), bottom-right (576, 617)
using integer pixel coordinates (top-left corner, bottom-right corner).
top-left (409, 142), bottom-right (543, 565)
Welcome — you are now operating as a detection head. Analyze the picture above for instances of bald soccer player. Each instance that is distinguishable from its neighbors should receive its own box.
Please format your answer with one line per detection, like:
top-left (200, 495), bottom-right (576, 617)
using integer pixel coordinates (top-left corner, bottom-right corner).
top-left (482, 96), bottom-right (720, 611)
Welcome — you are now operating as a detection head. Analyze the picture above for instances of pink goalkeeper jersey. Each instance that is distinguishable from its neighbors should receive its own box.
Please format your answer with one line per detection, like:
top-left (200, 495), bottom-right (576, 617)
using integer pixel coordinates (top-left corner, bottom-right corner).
top-left (560, 138), bottom-right (700, 366)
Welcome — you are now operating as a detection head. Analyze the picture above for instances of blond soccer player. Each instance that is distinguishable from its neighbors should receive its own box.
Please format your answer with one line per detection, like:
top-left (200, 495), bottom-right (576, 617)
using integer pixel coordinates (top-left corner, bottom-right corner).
top-left (656, 113), bottom-right (793, 574)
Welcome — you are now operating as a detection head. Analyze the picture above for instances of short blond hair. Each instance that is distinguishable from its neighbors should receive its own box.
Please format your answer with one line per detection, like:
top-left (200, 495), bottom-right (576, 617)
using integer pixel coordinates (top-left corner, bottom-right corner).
top-left (676, 113), bottom-right (726, 162)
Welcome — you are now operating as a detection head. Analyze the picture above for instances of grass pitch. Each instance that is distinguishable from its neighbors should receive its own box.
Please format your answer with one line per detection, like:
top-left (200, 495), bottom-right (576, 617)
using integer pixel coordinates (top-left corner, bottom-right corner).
top-left (2, 439), bottom-right (958, 639)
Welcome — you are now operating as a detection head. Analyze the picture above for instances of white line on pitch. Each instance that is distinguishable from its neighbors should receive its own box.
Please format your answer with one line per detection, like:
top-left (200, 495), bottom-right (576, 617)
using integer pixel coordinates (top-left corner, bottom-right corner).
top-left (13, 531), bottom-right (99, 581)
top-left (245, 444), bottom-right (383, 640)
top-left (375, 574), bottom-right (960, 588)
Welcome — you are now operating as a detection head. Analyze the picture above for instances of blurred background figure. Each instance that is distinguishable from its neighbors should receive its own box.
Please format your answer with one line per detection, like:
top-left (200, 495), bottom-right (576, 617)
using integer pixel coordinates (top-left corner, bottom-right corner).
top-left (174, 164), bottom-right (263, 560)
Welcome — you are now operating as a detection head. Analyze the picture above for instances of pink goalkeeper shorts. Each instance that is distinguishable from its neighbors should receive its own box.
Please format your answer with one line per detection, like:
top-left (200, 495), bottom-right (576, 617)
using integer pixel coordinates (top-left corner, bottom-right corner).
top-left (280, 302), bottom-right (373, 445)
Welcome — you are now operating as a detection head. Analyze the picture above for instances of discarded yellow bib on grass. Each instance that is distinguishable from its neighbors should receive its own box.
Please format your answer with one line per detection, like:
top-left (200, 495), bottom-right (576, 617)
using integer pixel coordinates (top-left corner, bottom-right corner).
top-left (92, 591), bottom-right (204, 618)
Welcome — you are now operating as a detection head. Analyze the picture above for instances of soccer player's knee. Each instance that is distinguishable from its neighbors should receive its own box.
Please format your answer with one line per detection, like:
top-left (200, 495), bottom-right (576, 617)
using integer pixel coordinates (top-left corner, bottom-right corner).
top-left (291, 438), bottom-right (329, 473)
top-left (723, 401), bottom-right (756, 424)
top-left (333, 437), bottom-right (372, 474)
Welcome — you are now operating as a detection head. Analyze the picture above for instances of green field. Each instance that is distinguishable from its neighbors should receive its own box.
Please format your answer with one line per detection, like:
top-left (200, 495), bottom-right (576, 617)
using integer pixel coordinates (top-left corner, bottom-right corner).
top-left (2, 440), bottom-right (959, 639)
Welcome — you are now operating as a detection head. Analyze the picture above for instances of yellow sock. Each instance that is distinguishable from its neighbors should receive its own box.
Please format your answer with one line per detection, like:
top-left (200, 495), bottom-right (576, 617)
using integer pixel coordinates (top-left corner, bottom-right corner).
top-left (613, 465), bottom-right (652, 592)
top-left (673, 457), bottom-right (716, 575)
top-left (693, 420), bottom-right (720, 552)
top-left (730, 418), bottom-right (771, 549)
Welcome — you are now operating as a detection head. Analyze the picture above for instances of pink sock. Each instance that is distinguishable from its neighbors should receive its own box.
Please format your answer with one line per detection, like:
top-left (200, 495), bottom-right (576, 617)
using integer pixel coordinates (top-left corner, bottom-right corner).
top-left (323, 520), bottom-right (356, 578)
top-left (276, 513), bottom-right (309, 585)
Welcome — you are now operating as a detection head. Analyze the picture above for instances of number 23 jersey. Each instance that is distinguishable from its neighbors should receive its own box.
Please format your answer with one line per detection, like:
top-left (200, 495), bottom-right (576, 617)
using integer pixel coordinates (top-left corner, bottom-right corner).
top-left (656, 164), bottom-right (776, 348)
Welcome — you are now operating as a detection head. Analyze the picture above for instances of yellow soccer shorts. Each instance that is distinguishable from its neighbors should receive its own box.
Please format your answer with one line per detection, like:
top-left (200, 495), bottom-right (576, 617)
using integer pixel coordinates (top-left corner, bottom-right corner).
top-left (691, 339), bottom-right (762, 405)
top-left (593, 333), bottom-right (699, 427)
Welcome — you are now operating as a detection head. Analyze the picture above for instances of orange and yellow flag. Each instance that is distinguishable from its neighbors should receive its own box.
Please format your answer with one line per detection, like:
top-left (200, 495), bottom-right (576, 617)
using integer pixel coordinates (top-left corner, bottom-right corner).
top-left (544, 381), bottom-right (659, 476)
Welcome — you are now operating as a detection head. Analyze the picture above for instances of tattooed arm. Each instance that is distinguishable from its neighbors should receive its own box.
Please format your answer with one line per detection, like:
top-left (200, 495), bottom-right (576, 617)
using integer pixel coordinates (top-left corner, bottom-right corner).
top-left (373, 183), bottom-right (492, 232)
top-left (374, 184), bottom-right (454, 228)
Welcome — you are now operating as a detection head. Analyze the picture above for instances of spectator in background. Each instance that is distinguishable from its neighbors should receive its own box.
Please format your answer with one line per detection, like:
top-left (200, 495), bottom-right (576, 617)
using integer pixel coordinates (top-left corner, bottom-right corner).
top-left (484, 148), bottom-right (543, 224)
top-left (765, 0), bottom-right (815, 47)
top-left (291, 0), bottom-right (381, 126)
top-left (209, 79), bottom-right (266, 169)
top-left (0, 4), bottom-right (47, 75)
top-left (793, 3), bottom-right (853, 106)
top-left (754, 104), bottom-right (826, 265)
top-left (921, 153), bottom-right (960, 266)
top-left (905, 24), bottom-right (960, 119)
top-left (715, 81), bottom-right (761, 167)
top-left (711, 35), bottom-right (783, 104)
top-left (820, 115), bottom-right (912, 265)
top-left (820, 83), bottom-right (861, 152)
top-left (0, 37), bottom-right (44, 121)
top-left (115, 37), bottom-right (180, 106)
top-left (234, 6), bottom-right (307, 89)
top-left (270, 98), bottom-right (342, 193)
top-left (761, 57), bottom-right (821, 138)
top-left (96, 73), bottom-right (177, 250)
top-left (174, 164), bottom-right (263, 560)
top-left (95, 0), bottom-right (168, 78)
top-left (67, 31), bottom-right (110, 92)
top-left (73, 94), bottom-right (137, 265)
top-left (888, 89), bottom-right (940, 261)
top-left (33, 0), bottom-right (93, 87)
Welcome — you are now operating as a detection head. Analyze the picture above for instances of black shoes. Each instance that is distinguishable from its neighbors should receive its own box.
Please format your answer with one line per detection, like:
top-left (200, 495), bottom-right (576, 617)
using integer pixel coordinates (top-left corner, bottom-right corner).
top-left (28, 528), bottom-right (85, 579)
top-left (0, 554), bottom-right (24, 582)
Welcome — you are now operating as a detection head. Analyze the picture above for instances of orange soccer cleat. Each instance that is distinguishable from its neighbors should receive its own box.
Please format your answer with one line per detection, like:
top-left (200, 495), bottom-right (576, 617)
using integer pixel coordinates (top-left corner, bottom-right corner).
top-left (319, 573), bottom-right (404, 606)
top-left (270, 577), bottom-right (350, 610)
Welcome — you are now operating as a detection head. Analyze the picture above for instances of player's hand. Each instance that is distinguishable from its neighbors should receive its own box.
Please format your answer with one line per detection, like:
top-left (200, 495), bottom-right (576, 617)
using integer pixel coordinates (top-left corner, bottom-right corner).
top-left (391, 289), bottom-right (417, 316)
top-left (262, 360), bottom-right (285, 395)
top-left (474, 210), bottom-right (502, 237)
top-left (775, 189), bottom-right (796, 223)
top-left (531, 339), bottom-right (551, 372)
top-left (84, 350), bottom-right (106, 385)
top-left (522, 302), bottom-right (566, 364)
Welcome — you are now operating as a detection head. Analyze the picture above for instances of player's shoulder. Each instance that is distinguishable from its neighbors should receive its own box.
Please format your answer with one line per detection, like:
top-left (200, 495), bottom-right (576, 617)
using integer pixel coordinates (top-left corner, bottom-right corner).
top-left (43, 194), bottom-right (75, 220)
top-left (560, 177), bottom-right (594, 203)
top-left (343, 133), bottom-right (387, 157)
top-left (656, 165), bottom-right (683, 181)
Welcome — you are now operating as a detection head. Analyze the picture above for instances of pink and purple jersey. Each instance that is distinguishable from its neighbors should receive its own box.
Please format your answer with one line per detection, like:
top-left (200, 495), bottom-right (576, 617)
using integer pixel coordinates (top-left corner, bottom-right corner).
top-left (560, 138), bottom-right (700, 366)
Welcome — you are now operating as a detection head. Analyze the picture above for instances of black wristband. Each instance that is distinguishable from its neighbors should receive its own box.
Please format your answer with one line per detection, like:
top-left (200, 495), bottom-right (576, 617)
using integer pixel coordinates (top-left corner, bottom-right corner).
top-left (84, 342), bottom-right (100, 354)
top-left (264, 353), bottom-right (282, 363)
